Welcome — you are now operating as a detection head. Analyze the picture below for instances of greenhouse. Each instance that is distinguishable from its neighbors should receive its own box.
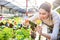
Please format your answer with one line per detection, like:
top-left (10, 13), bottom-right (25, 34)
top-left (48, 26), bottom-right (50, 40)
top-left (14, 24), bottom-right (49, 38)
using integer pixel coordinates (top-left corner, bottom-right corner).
top-left (0, 0), bottom-right (60, 40)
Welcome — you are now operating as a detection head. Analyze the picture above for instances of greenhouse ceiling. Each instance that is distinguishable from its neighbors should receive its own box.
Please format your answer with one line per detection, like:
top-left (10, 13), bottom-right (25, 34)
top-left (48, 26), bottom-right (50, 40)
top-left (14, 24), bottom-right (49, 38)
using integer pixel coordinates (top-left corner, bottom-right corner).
top-left (0, 0), bottom-right (55, 13)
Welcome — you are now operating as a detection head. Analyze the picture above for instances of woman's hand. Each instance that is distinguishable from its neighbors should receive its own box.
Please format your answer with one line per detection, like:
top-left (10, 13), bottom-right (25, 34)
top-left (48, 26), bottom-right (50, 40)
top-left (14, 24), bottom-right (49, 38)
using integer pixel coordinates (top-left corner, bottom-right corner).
top-left (36, 26), bottom-right (51, 40)
top-left (22, 19), bottom-right (29, 27)
top-left (35, 26), bottom-right (42, 35)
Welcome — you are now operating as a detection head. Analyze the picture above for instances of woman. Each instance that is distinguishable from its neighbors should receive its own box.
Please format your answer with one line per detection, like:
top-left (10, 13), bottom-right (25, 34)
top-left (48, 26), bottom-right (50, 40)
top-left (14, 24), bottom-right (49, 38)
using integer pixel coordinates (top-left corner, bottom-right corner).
top-left (28, 2), bottom-right (60, 40)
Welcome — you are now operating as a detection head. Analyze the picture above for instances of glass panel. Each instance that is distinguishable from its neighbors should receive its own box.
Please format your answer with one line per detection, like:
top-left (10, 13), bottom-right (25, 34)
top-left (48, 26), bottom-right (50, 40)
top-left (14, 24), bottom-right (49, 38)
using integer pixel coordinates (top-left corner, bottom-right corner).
top-left (10, 9), bottom-right (13, 14)
top-left (2, 7), bottom-right (9, 14)
top-left (0, 6), bottom-right (1, 13)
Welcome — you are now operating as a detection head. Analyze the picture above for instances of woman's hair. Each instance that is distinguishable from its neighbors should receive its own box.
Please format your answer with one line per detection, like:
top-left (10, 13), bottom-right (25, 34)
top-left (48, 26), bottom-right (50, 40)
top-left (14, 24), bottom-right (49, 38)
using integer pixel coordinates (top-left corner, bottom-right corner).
top-left (39, 2), bottom-right (52, 13)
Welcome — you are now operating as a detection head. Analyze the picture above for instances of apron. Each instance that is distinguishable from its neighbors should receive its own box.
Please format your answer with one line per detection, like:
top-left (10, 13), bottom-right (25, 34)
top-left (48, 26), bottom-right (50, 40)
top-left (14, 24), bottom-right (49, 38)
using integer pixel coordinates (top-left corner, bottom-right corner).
top-left (39, 15), bottom-right (54, 40)
top-left (42, 22), bottom-right (54, 33)
top-left (42, 22), bottom-right (54, 40)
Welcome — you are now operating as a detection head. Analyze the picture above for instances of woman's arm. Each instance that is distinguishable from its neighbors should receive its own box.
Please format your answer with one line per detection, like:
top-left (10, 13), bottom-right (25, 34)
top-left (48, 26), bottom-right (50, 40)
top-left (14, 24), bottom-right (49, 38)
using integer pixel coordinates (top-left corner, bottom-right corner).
top-left (41, 33), bottom-right (51, 39)
top-left (22, 13), bottom-right (39, 25)
top-left (50, 11), bottom-right (60, 40)
top-left (29, 13), bottom-right (39, 21)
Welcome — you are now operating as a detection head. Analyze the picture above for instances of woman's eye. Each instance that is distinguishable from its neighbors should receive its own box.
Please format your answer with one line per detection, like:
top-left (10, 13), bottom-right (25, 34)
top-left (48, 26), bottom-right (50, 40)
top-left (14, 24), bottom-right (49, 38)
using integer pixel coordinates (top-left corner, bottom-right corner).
top-left (39, 13), bottom-right (46, 15)
top-left (42, 13), bottom-right (46, 15)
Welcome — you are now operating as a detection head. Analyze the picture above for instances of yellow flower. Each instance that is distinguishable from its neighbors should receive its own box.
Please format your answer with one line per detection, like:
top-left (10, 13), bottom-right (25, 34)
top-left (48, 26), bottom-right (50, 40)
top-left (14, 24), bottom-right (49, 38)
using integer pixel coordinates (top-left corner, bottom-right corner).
top-left (36, 20), bottom-right (42, 25)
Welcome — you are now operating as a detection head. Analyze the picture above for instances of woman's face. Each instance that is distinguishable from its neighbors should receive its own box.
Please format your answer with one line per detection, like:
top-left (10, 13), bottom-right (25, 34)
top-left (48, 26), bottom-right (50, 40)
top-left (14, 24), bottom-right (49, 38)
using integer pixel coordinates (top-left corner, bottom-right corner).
top-left (39, 8), bottom-right (50, 20)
